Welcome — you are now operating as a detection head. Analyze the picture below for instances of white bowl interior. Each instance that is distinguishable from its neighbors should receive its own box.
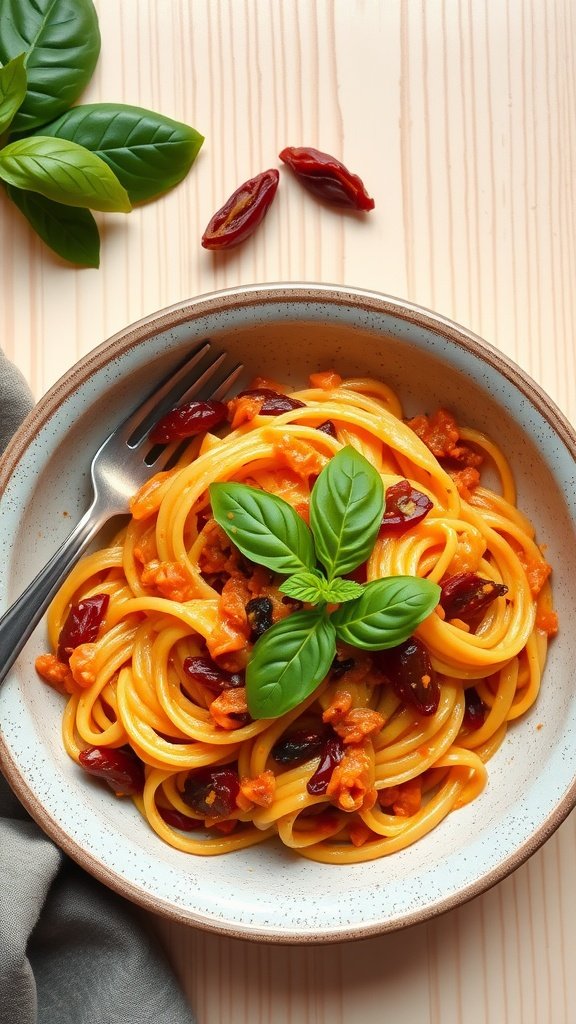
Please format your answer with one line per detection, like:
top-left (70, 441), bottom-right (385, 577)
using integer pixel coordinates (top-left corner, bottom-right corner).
top-left (1, 286), bottom-right (575, 941)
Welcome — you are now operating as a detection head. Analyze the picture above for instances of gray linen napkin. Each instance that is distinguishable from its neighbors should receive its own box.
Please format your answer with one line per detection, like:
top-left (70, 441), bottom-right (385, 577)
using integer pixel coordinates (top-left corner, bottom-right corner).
top-left (0, 351), bottom-right (195, 1024)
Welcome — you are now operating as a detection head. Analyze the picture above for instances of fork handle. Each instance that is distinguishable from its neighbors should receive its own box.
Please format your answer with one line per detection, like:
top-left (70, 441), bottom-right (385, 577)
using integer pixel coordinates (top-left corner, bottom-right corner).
top-left (0, 502), bottom-right (106, 687)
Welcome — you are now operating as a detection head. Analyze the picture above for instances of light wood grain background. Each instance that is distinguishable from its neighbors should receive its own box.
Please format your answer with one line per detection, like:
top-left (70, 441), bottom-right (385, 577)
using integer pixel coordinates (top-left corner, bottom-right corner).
top-left (2, 2), bottom-right (575, 1021)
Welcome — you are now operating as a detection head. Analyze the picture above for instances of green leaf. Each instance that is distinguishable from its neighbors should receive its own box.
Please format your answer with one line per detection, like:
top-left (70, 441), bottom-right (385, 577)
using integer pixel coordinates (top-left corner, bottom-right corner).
top-left (209, 482), bottom-right (315, 576)
top-left (279, 572), bottom-right (365, 604)
top-left (246, 608), bottom-right (336, 719)
top-left (322, 577), bottom-right (365, 603)
top-left (39, 103), bottom-right (204, 203)
top-left (0, 53), bottom-right (27, 137)
top-left (6, 184), bottom-right (100, 266)
top-left (331, 576), bottom-right (440, 651)
top-left (309, 446), bottom-right (384, 580)
top-left (0, 0), bottom-right (100, 134)
top-left (279, 571), bottom-right (326, 604)
top-left (0, 136), bottom-right (131, 212)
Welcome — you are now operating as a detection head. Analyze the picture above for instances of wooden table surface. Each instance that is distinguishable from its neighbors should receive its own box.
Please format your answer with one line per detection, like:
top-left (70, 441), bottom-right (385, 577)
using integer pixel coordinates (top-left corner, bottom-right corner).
top-left (3, 2), bottom-right (576, 1021)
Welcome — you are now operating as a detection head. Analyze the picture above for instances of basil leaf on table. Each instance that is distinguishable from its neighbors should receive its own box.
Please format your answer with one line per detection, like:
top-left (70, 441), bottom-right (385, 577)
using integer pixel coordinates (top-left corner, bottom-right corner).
top-left (246, 608), bottom-right (337, 719)
top-left (0, 0), bottom-right (100, 134)
top-left (331, 576), bottom-right (441, 651)
top-left (6, 185), bottom-right (100, 267)
top-left (210, 482), bottom-right (315, 576)
top-left (0, 136), bottom-right (131, 212)
top-left (310, 445), bottom-right (384, 580)
top-left (0, 54), bottom-right (27, 138)
top-left (39, 104), bottom-right (205, 203)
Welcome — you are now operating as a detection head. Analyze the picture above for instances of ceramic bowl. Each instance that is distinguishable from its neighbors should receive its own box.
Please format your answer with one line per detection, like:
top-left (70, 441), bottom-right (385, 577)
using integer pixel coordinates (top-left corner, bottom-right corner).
top-left (1, 283), bottom-right (575, 943)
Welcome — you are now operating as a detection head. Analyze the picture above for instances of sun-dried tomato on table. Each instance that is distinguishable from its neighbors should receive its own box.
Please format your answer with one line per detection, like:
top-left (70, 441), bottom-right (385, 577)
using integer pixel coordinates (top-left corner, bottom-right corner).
top-left (279, 146), bottom-right (375, 211)
top-left (201, 169), bottom-right (280, 250)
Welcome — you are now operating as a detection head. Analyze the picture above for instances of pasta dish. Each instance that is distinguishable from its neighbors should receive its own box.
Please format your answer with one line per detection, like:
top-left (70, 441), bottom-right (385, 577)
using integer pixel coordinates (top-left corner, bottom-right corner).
top-left (36, 370), bottom-right (557, 863)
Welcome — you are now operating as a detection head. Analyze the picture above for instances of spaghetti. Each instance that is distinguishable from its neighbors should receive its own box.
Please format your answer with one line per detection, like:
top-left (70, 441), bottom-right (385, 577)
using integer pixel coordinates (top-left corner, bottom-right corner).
top-left (36, 371), bottom-right (557, 863)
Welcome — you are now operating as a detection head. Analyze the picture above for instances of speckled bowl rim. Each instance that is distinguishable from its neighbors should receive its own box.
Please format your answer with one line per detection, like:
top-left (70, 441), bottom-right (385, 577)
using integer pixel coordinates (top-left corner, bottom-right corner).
top-left (1, 282), bottom-right (575, 944)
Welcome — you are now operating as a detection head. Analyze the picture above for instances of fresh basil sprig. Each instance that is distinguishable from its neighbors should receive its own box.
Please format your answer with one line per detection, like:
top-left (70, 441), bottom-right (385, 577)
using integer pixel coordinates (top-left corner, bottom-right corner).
top-left (0, 0), bottom-right (204, 266)
top-left (209, 446), bottom-right (440, 719)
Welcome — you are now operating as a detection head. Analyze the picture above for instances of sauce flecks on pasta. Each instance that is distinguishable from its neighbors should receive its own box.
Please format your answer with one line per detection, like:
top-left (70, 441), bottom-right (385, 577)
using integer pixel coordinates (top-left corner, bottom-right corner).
top-left (36, 371), bottom-right (557, 863)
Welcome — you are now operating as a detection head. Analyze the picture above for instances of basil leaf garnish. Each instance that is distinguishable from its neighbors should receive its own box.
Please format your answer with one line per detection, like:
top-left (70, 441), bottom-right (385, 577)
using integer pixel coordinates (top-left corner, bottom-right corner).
top-left (279, 572), bottom-right (364, 604)
top-left (7, 186), bottom-right (100, 266)
top-left (210, 482), bottom-right (315, 576)
top-left (39, 104), bottom-right (204, 203)
top-left (246, 608), bottom-right (336, 719)
top-left (322, 577), bottom-right (365, 603)
top-left (0, 136), bottom-right (131, 212)
top-left (279, 571), bottom-right (326, 604)
top-left (0, 54), bottom-right (27, 138)
top-left (0, 0), bottom-right (101, 134)
top-left (331, 576), bottom-right (440, 650)
top-left (310, 446), bottom-right (384, 580)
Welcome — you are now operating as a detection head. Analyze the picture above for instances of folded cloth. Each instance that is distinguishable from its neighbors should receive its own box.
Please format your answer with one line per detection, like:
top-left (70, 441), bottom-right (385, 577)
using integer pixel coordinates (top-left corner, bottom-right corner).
top-left (0, 352), bottom-right (195, 1024)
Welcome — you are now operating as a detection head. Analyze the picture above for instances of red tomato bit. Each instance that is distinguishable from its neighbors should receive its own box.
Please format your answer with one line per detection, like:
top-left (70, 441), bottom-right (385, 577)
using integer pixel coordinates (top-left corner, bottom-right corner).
top-left (149, 399), bottom-right (227, 444)
top-left (182, 766), bottom-right (240, 818)
top-left (233, 387), bottom-right (306, 415)
top-left (316, 419), bottom-right (338, 438)
top-left (201, 169), bottom-right (280, 250)
top-left (78, 745), bottom-right (144, 796)
top-left (183, 655), bottom-right (244, 693)
top-left (306, 735), bottom-right (345, 795)
top-left (157, 806), bottom-right (204, 832)
top-left (57, 593), bottom-right (109, 663)
top-left (376, 637), bottom-right (440, 717)
top-left (463, 687), bottom-right (488, 730)
top-left (440, 572), bottom-right (508, 622)
top-left (380, 479), bottom-right (433, 535)
top-left (272, 728), bottom-right (327, 766)
top-left (279, 146), bottom-right (375, 211)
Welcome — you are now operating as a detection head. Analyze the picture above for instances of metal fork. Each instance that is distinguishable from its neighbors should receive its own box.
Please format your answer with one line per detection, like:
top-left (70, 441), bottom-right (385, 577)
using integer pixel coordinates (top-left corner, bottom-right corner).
top-left (0, 342), bottom-right (242, 686)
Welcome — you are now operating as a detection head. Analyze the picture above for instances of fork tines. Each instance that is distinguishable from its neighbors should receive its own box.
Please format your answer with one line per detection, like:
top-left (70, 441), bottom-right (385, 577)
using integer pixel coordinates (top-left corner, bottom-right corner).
top-left (122, 342), bottom-right (243, 449)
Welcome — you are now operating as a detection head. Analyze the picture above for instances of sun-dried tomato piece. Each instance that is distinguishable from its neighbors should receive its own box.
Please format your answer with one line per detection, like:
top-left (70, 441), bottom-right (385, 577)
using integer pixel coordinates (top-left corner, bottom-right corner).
top-left (463, 687), bottom-right (488, 730)
top-left (182, 766), bottom-right (240, 818)
top-left (271, 728), bottom-right (327, 766)
top-left (307, 735), bottom-right (345, 795)
top-left (78, 745), bottom-right (144, 796)
top-left (182, 655), bottom-right (244, 693)
top-left (440, 572), bottom-right (508, 622)
top-left (316, 419), bottom-right (338, 439)
top-left (57, 594), bottom-right (109, 664)
top-left (234, 388), bottom-right (306, 416)
top-left (202, 169), bottom-right (280, 250)
top-left (279, 146), bottom-right (375, 211)
top-left (245, 596), bottom-right (274, 640)
top-left (157, 806), bottom-right (204, 831)
top-left (376, 636), bottom-right (439, 716)
top-left (149, 399), bottom-right (227, 444)
top-left (380, 479), bottom-right (433, 534)
top-left (331, 655), bottom-right (356, 677)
